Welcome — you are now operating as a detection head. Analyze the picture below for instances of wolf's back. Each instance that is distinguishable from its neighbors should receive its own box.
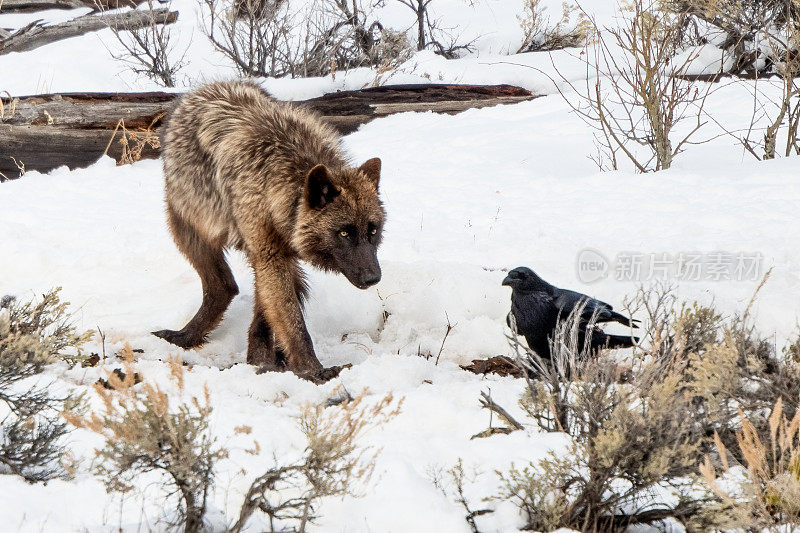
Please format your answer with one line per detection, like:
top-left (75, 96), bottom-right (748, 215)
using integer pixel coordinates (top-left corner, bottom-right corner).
top-left (165, 80), bottom-right (269, 164)
top-left (159, 81), bottom-right (272, 244)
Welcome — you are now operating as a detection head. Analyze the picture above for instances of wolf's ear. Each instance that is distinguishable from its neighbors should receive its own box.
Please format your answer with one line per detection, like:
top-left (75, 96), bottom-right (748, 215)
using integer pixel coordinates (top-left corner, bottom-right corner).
top-left (359, 157), bottom-right (381, 187)
top-left (306, 164), bottom-right (340, 209)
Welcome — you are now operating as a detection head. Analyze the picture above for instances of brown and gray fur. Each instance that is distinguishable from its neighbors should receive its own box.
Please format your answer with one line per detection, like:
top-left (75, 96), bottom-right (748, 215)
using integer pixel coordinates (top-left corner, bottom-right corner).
top-left (153, 80), bottom-right (386, 376)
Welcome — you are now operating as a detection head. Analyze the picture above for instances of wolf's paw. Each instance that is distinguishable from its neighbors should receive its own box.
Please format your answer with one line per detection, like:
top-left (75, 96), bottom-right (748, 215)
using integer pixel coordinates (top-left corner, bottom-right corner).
top-left (152, 329), bottom-right (204, 349)
top-left (300, 364), bottom-right (352, 384)
top-left (254, 362), bottom-right (285, 375)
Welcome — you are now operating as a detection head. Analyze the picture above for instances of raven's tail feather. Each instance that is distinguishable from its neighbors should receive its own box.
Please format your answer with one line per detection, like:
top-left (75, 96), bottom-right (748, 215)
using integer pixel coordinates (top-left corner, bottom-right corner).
top-left (609, 311), bottom-right (640, 328)
top-left (604, 334), bottom-right (639, 349)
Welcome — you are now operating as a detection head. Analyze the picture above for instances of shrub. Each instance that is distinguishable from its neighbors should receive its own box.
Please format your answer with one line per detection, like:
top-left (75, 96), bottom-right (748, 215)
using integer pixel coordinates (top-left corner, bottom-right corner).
top-left (517, 0), bottom-right (591, 53)
top-left (0, 289), bottom-right (89, 482)
top-left (104, 0), bottom-right (187, 87)
top-left (3, 288), bottom-right (91, 365)
top-left (65, 351), bottom-right (226, 533)
top-left (388, 0), bottom-right (478, 58)
top-left (231, 392), bottom-right (402, 533)
top-left (664, 0), bottom-right (800, 159)
top-left (507, 306), bottom-right (712, 530)
top-left (785, 330), bottom-right (800, 362)
top-left (499, 280), bottom-right (800, 530)
top-left (202, 0), bottom-right (410, 78)
top-left (430, 459), bottom-right (491, 533)
top-left (554, 0), bottom-right (712, 172)
top-left (670, 290), bottom-right (800, 463)
top-left (670, 0), bottom-right (800, 77)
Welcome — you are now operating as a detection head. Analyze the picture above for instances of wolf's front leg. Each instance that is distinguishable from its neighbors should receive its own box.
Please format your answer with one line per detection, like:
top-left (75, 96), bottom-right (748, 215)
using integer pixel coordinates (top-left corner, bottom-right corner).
top-left (251, 255), bottom-right (323, 375)
top-left (247, 299), bottom-right (279, 369)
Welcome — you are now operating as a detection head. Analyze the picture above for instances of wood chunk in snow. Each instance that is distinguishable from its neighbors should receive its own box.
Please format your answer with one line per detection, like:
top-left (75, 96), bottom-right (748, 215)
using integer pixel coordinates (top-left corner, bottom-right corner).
top-left (460, 355), bottom-right (525, 378)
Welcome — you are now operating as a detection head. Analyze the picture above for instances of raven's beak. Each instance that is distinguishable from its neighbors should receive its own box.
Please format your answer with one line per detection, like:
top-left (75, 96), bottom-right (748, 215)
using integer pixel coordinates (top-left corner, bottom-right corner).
top-left (501, 275), bottom-right (513, 286)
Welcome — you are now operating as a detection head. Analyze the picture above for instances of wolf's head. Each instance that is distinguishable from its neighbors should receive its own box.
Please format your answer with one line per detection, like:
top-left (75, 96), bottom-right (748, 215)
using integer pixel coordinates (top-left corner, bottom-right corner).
top-left (294, 158), bottom-right (386, 289)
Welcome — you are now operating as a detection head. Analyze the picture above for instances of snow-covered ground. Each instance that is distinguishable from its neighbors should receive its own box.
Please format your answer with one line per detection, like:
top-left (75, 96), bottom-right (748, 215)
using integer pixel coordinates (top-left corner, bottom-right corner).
top-left (2, 0), bottom-right (800, 531)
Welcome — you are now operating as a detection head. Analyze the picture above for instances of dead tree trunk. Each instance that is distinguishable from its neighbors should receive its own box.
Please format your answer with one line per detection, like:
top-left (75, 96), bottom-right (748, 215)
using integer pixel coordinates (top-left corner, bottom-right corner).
top-left (0, 9), bottom-right (178, 55)
top-left (0, 0), bottom-right (149, 12)
top-left (0, 0), bottom-right (87, 11)
top-left (0, 84), bottom-right (535, 179)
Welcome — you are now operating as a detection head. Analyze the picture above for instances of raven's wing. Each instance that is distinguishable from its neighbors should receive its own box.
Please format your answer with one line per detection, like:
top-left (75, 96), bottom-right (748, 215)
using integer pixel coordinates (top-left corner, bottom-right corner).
top-left (553, 289), bottom-right (612, 319)
top-left (553, 289), bottom-right (638, 327)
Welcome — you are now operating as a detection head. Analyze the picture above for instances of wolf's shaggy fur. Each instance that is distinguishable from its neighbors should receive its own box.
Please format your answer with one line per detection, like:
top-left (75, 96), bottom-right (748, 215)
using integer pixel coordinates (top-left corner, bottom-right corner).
top-left (154, 80), bottom-right (385, 375)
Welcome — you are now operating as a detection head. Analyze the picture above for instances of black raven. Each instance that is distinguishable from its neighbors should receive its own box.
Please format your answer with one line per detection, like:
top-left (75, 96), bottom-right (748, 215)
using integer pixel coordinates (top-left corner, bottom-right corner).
top-left (502, 266), bottom-right (639, 360)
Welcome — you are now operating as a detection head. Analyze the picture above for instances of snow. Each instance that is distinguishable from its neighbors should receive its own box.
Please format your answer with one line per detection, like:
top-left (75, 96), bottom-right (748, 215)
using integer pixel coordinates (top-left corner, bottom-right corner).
top-left (1, 0), bottom-right (800, 530)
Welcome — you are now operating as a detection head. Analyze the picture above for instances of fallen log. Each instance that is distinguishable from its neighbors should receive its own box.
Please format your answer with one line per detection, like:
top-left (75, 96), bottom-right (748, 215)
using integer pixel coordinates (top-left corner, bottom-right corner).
top-left (0, 0), bottom-right (87, 11)
top-left (0, 8), bottom-right (178, 55)
top-left (0, 84), bottom-right (536, 179)
top-left (0, 0), bottom-right (149, 12)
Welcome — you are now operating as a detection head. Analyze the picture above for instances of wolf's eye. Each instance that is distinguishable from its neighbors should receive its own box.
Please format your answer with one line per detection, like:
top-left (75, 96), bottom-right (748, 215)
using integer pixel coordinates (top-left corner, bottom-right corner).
top-left (339, 230), bottom-right (349, 238)
top-left (370, 228), bottom-right (377, 235)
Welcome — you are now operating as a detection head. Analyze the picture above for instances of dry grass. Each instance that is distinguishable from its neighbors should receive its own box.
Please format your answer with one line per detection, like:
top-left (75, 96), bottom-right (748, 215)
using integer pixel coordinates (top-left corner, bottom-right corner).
top-left (103, 114), bottom-right (163, 166)
top-left (0, 95), bottom-right (25, 179)
top-left (701, 397), bottom-right (800, 529)
top-left (9, 156), bottom-right (25, 177)
top-left (0, 91), bottom-right (16, 120)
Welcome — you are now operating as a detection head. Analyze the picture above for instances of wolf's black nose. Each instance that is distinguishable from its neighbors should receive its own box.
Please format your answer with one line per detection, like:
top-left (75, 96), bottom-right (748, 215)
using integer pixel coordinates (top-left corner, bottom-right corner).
top-left (361, 272), bottom-right (381, 288)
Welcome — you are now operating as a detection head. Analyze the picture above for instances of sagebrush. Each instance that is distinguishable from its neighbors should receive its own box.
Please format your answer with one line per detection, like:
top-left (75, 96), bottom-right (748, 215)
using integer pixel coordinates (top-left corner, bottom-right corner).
top-left (65, 349), bottom-right (226, 533)
top-left (231, 391), bottom-right (402, 533)
top-left (497, 275), bottom-right (800, 530)
top-left (0, 289), bottom-right (88, 482)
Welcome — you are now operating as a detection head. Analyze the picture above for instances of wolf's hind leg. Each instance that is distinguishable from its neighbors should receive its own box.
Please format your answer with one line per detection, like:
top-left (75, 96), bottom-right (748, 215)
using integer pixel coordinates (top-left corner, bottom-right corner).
top-left (153, 205), bottom-right (239, 348)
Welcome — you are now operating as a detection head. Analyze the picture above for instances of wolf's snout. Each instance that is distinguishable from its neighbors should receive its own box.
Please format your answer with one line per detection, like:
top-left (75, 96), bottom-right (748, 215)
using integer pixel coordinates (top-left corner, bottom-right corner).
top-left (344, 245), bottom-right (381, 289)
top-left (359, 268), bottom-right (381, 289)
